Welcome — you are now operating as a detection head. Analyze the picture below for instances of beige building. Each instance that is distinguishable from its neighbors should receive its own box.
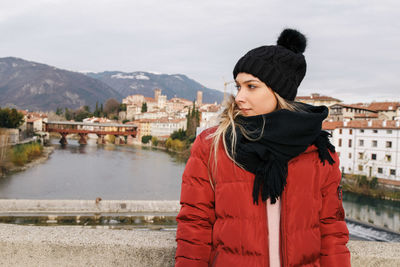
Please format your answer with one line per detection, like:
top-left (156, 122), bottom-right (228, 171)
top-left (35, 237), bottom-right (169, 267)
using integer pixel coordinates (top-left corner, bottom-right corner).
top-left (296, 93), bottom-right (341, 107)
top-left (149, 117), bottom-right (187, 139)
top-left (166, 97), bottom-right (192, 113)
top-left (329, 103), bottom-right (378, 121)
top-left (365, 102), bottom-right (400, 120)
top-left (122, 95), bottom-right (145, 106)
top-left (131, 119), bottom-right (152, 141)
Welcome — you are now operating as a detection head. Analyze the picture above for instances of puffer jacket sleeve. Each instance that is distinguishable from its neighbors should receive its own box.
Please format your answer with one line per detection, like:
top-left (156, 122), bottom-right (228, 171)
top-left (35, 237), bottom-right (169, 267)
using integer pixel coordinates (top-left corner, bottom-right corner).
top-left (319, 152), bottom-right (351, 267)
top-left (175, 132), bottom-right (216, 267)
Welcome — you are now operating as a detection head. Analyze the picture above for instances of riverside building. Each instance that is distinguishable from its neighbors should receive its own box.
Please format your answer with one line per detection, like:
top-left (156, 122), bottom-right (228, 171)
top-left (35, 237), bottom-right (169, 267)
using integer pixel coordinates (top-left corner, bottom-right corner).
top-left (323, 120), bottom-right (400, 181)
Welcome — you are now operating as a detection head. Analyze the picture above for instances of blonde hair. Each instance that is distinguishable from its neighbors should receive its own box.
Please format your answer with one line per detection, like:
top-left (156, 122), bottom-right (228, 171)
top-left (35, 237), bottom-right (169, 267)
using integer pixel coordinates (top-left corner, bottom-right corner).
top-left (206, 92), bottom-right (302, 190)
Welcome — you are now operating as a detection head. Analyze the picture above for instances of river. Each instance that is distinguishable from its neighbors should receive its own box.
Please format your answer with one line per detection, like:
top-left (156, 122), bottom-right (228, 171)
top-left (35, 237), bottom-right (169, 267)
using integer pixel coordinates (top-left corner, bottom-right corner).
top-left (0, 138), bottom-right (399, 241)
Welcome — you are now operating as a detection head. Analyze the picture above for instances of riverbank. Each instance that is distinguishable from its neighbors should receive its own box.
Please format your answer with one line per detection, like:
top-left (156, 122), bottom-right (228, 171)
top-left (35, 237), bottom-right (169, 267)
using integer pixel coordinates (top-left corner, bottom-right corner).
top-left (132, 141), bottom-right (191, 162)
top-left (0, 145), bottom-right (54, 178)
top-left (341, 175), bottom-right (400, 201)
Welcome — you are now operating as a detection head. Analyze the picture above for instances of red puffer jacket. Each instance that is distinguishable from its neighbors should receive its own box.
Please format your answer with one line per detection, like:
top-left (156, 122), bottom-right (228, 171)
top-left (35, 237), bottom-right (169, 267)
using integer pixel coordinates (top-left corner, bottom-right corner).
top-left (175, 128), bottom-right (351, 267)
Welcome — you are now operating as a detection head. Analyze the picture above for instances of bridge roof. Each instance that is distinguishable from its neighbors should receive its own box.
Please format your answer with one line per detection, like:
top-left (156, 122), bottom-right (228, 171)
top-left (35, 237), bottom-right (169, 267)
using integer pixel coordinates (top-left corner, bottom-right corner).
top-left (46, 121), bottom-right (137, 128)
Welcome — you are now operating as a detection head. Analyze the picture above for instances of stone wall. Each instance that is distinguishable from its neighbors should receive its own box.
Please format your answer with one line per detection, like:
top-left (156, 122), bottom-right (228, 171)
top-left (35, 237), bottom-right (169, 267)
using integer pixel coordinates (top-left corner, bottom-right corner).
top-left (0, 223), bottom-right (398, 267)
top-left (1, 199), bottom-right (399, 266)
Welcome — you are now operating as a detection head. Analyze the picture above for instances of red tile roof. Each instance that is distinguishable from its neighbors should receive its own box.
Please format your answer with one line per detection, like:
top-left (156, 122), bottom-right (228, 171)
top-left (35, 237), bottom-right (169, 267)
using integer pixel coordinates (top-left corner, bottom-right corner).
top-left (366, 102), bottom-right (400, 111)
top-left (296, 93), bottom-right (341, 102)
top-left (323, 120), bottom-right (399, 130)
top-left (322, 121), bottom-right (343, 130)
top-left (144, 97), bottom-right (156, 102)
top-left (331, 103), bottom-right (376, 112)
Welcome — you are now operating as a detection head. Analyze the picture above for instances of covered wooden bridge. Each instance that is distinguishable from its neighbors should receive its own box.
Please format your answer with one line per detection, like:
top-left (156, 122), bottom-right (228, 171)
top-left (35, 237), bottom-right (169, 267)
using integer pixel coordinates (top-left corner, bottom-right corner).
top-left (44, 121), bottom-right (138, 145)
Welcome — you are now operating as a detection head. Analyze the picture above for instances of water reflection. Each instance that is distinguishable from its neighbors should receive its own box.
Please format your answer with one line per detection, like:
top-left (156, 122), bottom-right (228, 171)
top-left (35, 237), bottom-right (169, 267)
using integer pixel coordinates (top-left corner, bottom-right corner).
top-left (343, 192), bottom-right (400, 233)
top-left (0, 138), bottom-right (185, 200)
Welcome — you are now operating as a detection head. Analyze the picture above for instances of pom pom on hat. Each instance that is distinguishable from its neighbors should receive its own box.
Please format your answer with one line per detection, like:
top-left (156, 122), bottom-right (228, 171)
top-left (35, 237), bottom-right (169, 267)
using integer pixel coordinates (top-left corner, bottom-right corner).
top-left (277, 28), bottom-right (307, 54)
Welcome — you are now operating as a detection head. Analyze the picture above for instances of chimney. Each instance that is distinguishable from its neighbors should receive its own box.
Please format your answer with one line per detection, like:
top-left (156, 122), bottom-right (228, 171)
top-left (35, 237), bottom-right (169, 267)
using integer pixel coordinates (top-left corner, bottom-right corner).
top-left (396, 120), bottom-right (400, 127)
top-left (368, 120), bottom-right (372, 127)
top-left (382, 120), bottom-right (387, 127)
top-left (343, 121), bottom-right (348, 127)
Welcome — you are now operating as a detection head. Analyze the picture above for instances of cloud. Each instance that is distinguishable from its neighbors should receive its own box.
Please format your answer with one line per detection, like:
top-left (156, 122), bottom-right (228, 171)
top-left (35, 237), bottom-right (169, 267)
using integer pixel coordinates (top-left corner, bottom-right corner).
top-left (0, 0), bottom-right (399, 103)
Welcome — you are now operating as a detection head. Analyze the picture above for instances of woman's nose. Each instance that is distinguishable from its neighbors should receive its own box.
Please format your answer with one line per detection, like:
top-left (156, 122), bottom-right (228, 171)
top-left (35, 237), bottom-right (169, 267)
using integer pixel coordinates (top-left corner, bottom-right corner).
top-left (235, 89), bottom-right (246, 103)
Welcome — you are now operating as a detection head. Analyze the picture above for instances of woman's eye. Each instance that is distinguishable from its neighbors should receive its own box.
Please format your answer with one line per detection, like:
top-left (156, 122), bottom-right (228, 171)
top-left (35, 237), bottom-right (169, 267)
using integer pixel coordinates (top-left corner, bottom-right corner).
top-left (235, 85), bottom-right (241, 90)
top-left (248, 84), bottom-right (256, 89)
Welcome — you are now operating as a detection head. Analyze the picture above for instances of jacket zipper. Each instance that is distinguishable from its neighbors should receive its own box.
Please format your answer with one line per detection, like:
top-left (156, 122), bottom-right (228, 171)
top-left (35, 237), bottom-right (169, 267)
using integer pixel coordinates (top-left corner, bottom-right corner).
top-left (280, 192), bottom-right (286, 267)
top-left (265, 200), bottom-right (269, 267)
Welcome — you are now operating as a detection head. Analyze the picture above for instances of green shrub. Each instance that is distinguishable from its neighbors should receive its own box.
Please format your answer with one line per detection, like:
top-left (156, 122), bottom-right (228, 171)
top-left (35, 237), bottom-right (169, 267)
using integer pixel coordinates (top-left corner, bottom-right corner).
top-left (142, 135), bottom-right (152, 144)
top-left (369, 177), bottom-right (378, 189)
top-left (10, 142), bottom-right (43, 166)
top-left (357, 175), bottom-right (368, 187)
top-left (170, 129), bottom-right (187, 141)
top-left (164, 137), bottom-right (185, 151)
top-left (151, 136), bottom-right (159, 146)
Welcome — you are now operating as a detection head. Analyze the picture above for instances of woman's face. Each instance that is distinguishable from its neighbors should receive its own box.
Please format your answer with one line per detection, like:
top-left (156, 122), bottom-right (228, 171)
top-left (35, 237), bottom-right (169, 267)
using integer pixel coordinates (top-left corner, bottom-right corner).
top-left (235, 72), bottom-right (278, 116)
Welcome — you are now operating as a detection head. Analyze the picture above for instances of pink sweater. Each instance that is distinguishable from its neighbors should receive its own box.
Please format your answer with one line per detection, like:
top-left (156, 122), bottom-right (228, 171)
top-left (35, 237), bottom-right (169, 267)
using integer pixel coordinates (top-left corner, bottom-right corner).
top-left (267, 198), bottom-right (281, 267)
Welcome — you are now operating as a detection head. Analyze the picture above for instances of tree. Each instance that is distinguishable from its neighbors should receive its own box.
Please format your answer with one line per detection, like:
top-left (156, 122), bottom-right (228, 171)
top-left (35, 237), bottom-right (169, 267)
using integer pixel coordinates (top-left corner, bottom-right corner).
top-left (104, 98), bottom-right (120, 116)
top-left (186, 102), bottom-right (200, 137)
top-left (83, 105), bottom-right (91, 113)
top-left (141, 102), bottom-right (148, 113)
top-left (119, 104), bottom-right (127, 112)
top-left (171, 129), bottom-right (187, 141)
top-left (0, 108), bottom-right (24, 128)
top-left (94, 101), bottom-right (100, 117)
top-left (75, 110), bottom-right (91, 122)
top-left (65, 108), bottom-right (72, 120)
top-left (55, 107), bottom-right (63, 116)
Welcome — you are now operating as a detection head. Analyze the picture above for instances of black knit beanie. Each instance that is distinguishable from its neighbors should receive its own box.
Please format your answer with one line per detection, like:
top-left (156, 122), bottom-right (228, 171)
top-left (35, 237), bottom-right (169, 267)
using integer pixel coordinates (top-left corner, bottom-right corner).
top-left (233, 28), bottom-right (307, 101)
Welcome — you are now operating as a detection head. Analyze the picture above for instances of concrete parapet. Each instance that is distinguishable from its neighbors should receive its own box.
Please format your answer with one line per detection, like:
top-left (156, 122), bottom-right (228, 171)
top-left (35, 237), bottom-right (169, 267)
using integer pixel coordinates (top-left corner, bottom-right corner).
top-left (0, 223), bottom-right (399, 267)
top-left (0, 199), bottom-right (180, 214)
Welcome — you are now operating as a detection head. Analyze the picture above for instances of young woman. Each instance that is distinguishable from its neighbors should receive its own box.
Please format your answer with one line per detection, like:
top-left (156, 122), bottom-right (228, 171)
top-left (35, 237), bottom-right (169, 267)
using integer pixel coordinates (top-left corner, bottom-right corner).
top-left (175, 29), bottom-right (351, 267)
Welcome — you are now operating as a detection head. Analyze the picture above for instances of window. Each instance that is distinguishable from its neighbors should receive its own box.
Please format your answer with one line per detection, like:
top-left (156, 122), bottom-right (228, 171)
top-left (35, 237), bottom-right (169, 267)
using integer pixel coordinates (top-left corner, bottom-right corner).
top-left (360, 129), bottom-right (364, 133)
top-left (371, 154), bottom-right (377, 160)
top-left (373, 129), bottom-right (378, 133)
top-left (348, 139), bottom-right (352, 148)
top-left (372, 140), bottom-right (377, 147)
top-left (390, 169), bottom-right (396, 176)
top-left (338, 139), bottom-right (342, 147)
top-left (349, 129), bottom-right (353, 134)
top-left (386, 155), bottom-right (392, 162)
top-left (378, 168), bottom-right (383, 174)
top-left (386, 141), bottom-right (392, 148)
top-left (359, 139), bottom-right (364, 146)
top-left (359, 152), bottom-right (364, 159)
top-left (358, 165), bottom-right (363, 171)
top-left (348, 153), bottom-right (352, 159)
top-left (339, 129), bottom-right (342, 134)
top-left (387, 130), bottom-right (392, 134)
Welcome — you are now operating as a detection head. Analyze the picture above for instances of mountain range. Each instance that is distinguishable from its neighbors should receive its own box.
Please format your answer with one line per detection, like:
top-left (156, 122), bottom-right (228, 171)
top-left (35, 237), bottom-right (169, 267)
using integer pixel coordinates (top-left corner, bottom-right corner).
top-left (86, 71), bottom-right (223, 104)
top-left (0, 57), bottom-right (223, 111)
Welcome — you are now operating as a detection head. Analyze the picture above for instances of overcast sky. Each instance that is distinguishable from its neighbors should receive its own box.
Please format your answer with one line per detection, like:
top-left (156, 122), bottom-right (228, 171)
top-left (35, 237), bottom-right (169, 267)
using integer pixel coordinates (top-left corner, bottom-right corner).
top-left (1, 0), bottom-right (399, 103)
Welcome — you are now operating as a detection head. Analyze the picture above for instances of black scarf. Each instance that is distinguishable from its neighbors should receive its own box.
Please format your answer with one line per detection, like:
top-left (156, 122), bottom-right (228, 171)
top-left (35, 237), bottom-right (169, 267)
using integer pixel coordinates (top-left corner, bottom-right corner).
top-left (224, 103), bottom-right (335, 205)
